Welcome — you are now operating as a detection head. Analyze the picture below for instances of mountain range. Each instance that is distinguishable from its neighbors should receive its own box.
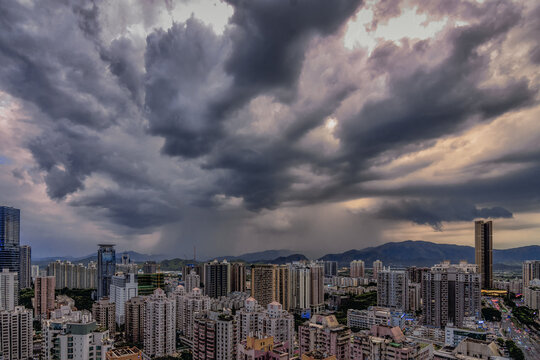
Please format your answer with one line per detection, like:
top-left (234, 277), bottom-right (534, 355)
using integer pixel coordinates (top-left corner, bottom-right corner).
top-left (33, 241), bottom-right (540, 270)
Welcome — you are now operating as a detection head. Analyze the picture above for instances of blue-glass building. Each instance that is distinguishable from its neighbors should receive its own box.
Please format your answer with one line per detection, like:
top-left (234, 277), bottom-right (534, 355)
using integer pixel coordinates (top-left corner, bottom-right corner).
top-left (97, 244), bottom-right (116, 298)
top-left (0, 206), bottom-right (20, 276)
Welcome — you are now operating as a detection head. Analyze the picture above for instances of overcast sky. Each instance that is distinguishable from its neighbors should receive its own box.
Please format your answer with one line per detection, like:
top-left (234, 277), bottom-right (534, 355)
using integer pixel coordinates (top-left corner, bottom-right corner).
top-left (1, 0), bottom-right (539, 259)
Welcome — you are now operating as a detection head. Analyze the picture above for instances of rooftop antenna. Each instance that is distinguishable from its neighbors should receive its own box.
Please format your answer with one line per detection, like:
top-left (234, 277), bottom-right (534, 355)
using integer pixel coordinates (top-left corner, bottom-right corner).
top-left (193, 245), bottom-right (196, 262)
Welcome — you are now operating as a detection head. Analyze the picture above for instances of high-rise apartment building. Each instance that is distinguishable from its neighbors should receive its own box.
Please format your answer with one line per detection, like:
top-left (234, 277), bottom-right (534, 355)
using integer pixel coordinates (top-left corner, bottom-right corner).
top-left (350, 260), bottom-right (365, 278)
top-left (290, 264), bottom-right (311, 313)
top-left (372, 260), bottom-right (383, 279)
top-left (408, 282), bottom-right (421, 312)
top-left (34, 276), bottom-right (56, 319)
top-left (475, 220), bottom-right (493, 289)
top-left (251, 265), bottom-right (276, 307)
top-left (144, 288), bottom-right (176, 357)
top-left (0, 306), bottom-right (33, 360)
top-left (522, 260), bottom-right (540, 287)
top-left (230, 262), bottom-right (246, 292)
top-left (92, 298), bottom-right (116, 336)
top-left (0, 206), bottom-right (20, 280)
top-left (324, 261), bottom-right (338, 277)
top-left (422, 261), bottom-right (481, 328)
top-left (110, 272), bottom-right (138, 325)
top-left (98, 244), bottom-right (116, 298)
top-left (192, 312), bottom-right (238, 360)
top-left (19, 245), bottom-right (31, 289)
top-left (125, 296), bottom-right (146, 345)
top-left (47, 260), bottom-right (98, 289)
top-left (174, 286), bottom-right (211, 340)
top-left (258, 302), bottom-right (295, 354)
top-left (310, 264), bottom-right (324, 314)
top-left (275, 265), bottom-right (291, 311)
top-left (143, 261), bottom-right (157, 274)
top-left (204, 260), bottom-right (231, 298)
top-left (298, 315), bottom-right (350, 360)
top-left (0, 268), bottom-right (18, 311)
top-left (185, 269), bottom-right (201, 293)
top-left (377, 268), bottom-right (409, 311)
top-left (238, 297), bottom-right (263, 342)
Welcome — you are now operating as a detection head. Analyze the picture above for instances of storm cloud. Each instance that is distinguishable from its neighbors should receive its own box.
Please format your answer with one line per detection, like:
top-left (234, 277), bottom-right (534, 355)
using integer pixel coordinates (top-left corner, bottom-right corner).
top-left (0, 0), bottom-right (539, 257)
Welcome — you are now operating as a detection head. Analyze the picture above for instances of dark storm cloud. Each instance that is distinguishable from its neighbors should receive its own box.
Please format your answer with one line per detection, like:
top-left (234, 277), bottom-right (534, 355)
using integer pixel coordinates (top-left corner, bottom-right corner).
top-left (339, 1), bottom-right (533, 163)
top-left (376, 199), bottom-right (513, 231)
top-left (147, 0), bottom-right (363, 158)
top-left (0, 0), bottom-right (134, 130)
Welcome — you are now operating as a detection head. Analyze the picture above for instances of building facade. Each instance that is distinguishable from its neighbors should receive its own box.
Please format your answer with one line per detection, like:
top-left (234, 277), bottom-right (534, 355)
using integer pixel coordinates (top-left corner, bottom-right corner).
top-left (19, 245), bottom-right (31, 289)
top-left (0, 268), bottom-right (18, 311)
top-left (231, 263), bottom-right (246, 293)
top-left (377, 269), bottom-right (409, 311)
top-left (0, 306), bottom-right (33, 360)
top-left (205, 260), bottom-right (231, 298)
top-left (144, 288), bottom-right (176, 357)
top-left (350, 260), bottom-right (365, 278)
top-left (522, 260), bottom-right (540, 287)
top-left (34, 276), bottom-right (56, 319)
top-left (98, 244), bottom-right (116, 299)
top-left (125, 296), bottom-right (146, 345)
top-left (0, 206), bottom-right (20, 278)
top-left (475, 220), bottom-right (493, 289)
top-left (299, 315), bottom-right (350, 360)
top-left (92, 298), bottom-right (116, 336)
top-left (110, 272), bottom-right (138, 325)
top-left (422, 261), bottom-right (481, 328)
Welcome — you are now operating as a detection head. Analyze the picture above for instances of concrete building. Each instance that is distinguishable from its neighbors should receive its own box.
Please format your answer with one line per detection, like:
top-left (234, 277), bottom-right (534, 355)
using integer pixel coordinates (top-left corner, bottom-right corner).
top-left (0, 268), bottom-right (18, 311)
top-left (205, 260), bottom-right (231, 298)
top-left (347, 307), bottom-right (407, 330)
top-left (231, 263), bottom-right (246, 293)
top-left (106, 346), bottom-right (143, 360)
top-left (174, 286), bottom-right (211, 340)
top-left (258, 302), bottom-right (294, 355)
top-left (310, 265), bottom-right (324, 314)
top-left (350, 260), bottom-right (365, 278)
top-left (252, 265), bottom-right (277, 308)
top-left (524, 280), bottom-right (540, 310)
top-left (324, 261), bottom-right (338, 277)
top-left (34, 276), bottom-right (56, 319)
top-left (522, 260), bottom-right (540, 287)
top-left (475, 220), bottom-right (493, 289)
top-left (92, 298), bottom-right (116, 336)
top-left (144, 288), bottom-right (176, 357)
top-left (0, 306), bottom-right (32, 360)
top-left (434, 338), bottom-right (501, 359)
top-left (299, 315), bottom-right (350, 360)
top-left (408, 282), bottom-right (421, 312)
top-left (372, 260), bottom-right (383, 279)
top-left (110, 272), bottom-right (138, 325)
top-left (290, 264), bottom-right (311, 314)
top-left (238, 297), bottom-right (263, 342)
top-left (377, 268), bottom-right (409, 310)
top-left (143, 261), bottom-right (157, 274)
top-left (350, 325), bottom-right (432, 360)
top-left (444, 325), bottom-right (487, 347)
top-left (422, 261), bottom-right (481, 328)
top-left (98, 244), bottom-right (116, 299)
top-left (125, 296), bottom-right (146, 345)
top-left (192, 312), bottom-right (238, 360)
top-left (43, 311), bottom-right (113, 360)
top-left (186, 269), bottom-right (201, 293)
top-left (237, 336), bottom-right (289, 360)
top-left (19, 245), bottom-right (31, 289)
top-left (0, 206), bottom-right (20, 279)
top-left (210, 291), bottom-right (250, 312)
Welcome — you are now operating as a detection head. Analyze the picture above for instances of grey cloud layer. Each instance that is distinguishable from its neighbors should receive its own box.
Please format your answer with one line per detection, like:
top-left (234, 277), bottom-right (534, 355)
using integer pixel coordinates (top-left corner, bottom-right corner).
top-left (1, 0), bottom-right (539, 255)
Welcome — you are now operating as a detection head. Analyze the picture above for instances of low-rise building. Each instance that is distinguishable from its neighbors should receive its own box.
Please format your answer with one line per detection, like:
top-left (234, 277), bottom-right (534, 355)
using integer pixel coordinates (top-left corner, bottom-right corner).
top-left (237, 336), bottom-right (289, 360)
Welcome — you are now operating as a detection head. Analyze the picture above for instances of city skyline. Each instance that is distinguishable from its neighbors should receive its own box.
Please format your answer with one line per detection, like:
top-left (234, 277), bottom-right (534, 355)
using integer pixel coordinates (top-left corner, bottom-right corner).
top-left (1, 0), bottom-right (540, 260)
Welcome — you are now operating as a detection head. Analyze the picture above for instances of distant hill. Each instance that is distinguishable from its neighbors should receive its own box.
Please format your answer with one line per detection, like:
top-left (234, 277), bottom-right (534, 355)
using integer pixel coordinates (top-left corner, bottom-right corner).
top-left (212, 249), bottom-right (297, 263)
top-left (257, 254), bottom-right (309, 265)
top-left (319, 240), bottom-right (540, 268)
top-left (33, 250), bottom-right (167, 267)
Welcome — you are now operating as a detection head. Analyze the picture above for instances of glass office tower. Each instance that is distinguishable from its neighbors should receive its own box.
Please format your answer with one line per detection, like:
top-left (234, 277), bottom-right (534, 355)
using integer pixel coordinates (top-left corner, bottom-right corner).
top-left (97, 244), bottom-right (116, 298)
top-left (0, 206), bottom-right (20, 277)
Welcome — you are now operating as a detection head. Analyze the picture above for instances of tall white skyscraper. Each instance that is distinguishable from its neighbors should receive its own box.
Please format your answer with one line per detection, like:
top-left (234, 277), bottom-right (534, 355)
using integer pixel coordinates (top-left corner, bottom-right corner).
top-left (110, 272), bottom-right (138, 325)
top-left (0, 306), bottom-right (33, 360)
top-left (290, 264), bottom-right (311, 313)
top-left (377, 268), bottom-right (409, 310)
top-left (350, 260), bottom-right (365, 278)
top-left (144, 288), bottom-right (176, 357)
top-left (0, 268), bottom-right (18, 311)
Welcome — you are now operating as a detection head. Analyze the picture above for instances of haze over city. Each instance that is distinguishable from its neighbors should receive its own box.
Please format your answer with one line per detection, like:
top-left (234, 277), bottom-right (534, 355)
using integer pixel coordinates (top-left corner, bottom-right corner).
top-left (1, 0), bottom-right (539, 259)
